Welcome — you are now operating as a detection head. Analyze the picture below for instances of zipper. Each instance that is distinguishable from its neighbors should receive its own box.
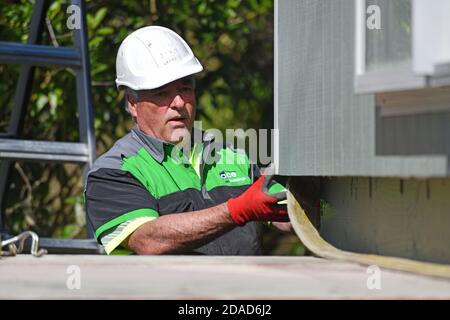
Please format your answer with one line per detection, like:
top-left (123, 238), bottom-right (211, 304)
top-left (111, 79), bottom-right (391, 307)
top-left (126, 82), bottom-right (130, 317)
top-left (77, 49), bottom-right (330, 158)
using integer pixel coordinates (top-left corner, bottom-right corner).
top-left (200, 141), bottom-right (212, 200)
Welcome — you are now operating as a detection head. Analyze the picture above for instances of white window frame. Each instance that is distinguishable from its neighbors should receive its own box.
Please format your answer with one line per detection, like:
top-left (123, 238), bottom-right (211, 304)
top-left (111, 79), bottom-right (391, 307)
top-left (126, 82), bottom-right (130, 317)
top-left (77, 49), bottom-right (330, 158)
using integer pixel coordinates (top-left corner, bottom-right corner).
top-left (354, 0), bottom-right (427, 94)
top-left (412, 0), bottom-right (450, 80)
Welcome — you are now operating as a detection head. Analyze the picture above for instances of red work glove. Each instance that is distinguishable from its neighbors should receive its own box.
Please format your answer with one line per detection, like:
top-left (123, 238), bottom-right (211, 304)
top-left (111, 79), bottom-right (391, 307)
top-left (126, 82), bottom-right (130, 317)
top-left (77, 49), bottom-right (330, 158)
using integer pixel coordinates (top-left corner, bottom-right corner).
top-left (227, 175), bottom-right (288, 226)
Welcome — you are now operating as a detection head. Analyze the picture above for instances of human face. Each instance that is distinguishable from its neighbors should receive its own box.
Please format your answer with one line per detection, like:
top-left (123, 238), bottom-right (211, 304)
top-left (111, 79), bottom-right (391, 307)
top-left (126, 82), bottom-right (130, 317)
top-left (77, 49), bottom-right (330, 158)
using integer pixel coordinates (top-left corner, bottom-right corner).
top-left (128, 77), bottom-right (196, 144)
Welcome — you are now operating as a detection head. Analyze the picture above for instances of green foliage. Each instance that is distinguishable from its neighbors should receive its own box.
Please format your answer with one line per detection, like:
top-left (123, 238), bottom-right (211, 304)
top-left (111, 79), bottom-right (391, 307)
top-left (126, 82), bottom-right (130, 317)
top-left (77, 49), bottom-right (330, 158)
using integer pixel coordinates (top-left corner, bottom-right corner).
top-left (0, 0), bottom-right (288, 253)
top-left (320, 199), bottom-right (333, 223)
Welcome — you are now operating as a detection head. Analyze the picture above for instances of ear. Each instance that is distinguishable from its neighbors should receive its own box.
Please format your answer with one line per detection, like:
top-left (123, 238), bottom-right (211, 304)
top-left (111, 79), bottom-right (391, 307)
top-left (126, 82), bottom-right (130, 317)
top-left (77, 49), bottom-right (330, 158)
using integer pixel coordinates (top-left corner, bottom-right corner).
top-left (127, 94), bottom-right (138, 118)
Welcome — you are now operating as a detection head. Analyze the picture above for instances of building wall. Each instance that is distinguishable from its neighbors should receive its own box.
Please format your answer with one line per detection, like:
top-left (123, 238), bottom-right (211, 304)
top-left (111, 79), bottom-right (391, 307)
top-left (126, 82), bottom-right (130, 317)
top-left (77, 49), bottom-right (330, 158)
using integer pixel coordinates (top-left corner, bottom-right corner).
top-left (321, 177), bottom-right (450, 264)
top-left (276, 0), bottom-right (450, 262)
top-left (275, 0), bottom-right (450, 177)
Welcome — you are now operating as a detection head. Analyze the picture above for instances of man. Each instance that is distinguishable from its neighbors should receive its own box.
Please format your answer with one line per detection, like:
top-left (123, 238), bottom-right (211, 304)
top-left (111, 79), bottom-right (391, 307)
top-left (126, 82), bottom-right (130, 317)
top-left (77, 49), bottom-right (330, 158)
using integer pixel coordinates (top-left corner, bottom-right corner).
top-left (85, 26), bottom-right (290, 255)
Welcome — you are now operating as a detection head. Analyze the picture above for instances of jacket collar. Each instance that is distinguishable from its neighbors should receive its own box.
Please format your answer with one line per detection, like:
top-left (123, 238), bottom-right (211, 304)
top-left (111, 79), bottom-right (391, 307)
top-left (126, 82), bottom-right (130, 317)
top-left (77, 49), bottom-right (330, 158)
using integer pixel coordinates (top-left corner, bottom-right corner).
top-left (131, 126), bottom-right (215, 163)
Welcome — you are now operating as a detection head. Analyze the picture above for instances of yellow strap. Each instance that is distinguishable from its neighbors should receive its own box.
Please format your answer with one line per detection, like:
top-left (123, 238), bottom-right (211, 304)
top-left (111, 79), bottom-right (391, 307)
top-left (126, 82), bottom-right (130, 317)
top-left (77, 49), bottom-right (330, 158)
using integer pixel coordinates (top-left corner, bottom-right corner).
top-left (287, 188), bottom-right (450, 279)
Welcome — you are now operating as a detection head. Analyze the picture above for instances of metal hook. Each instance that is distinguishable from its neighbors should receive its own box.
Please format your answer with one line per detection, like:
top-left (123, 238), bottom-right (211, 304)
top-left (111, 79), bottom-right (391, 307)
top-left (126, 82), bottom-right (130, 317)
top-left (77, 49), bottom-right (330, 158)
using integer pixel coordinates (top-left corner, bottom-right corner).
top-left (0, 231), bottom-right (47, 257)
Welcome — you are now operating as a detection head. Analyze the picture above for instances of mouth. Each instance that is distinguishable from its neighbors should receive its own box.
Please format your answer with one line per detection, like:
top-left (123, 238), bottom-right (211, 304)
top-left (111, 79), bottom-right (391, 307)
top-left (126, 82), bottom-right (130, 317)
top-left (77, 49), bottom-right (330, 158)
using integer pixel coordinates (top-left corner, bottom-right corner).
top-left (167, 116), bottom-right (188, 126)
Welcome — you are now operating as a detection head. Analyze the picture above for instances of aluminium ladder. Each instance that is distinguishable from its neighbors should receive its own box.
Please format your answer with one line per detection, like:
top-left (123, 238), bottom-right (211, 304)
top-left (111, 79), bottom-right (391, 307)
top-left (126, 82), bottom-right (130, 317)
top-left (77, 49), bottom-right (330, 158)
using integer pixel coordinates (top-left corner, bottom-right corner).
top-left (0, 0), bottom-right (102, 254)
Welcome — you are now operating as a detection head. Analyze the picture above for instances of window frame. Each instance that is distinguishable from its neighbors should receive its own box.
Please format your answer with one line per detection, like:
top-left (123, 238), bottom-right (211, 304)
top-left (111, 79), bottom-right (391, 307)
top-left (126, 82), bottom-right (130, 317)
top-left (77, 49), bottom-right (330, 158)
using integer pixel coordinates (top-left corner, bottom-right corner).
top-left (354, 0), bottom-right (427, 94)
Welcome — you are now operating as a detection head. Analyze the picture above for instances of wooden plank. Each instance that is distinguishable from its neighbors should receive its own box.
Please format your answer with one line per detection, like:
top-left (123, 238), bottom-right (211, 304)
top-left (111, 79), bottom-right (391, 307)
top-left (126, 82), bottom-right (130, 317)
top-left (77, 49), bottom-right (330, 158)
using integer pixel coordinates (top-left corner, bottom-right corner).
top-left (1, 255), bottom-right (450, 299)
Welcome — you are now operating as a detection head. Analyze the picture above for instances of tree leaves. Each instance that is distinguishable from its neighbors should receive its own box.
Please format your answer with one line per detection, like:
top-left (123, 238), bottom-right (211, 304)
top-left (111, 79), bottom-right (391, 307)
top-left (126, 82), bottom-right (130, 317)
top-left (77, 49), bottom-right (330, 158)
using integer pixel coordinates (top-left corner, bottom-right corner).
top-left (0, 0), bottom-right (274, 239)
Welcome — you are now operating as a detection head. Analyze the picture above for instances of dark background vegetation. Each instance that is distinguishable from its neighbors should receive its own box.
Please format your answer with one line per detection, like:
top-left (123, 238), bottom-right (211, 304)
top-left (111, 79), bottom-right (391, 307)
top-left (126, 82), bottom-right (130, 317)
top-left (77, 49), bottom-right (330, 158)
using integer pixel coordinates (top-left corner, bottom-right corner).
top-left (0, 0), bottom-right (302, 255)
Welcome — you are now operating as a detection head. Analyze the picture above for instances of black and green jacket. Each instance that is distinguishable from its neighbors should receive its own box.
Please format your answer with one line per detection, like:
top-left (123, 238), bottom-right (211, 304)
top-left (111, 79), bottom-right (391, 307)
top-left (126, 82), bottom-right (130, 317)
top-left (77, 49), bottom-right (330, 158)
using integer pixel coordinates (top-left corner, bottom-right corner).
top-left (85, 126), bottom-right (266, 255)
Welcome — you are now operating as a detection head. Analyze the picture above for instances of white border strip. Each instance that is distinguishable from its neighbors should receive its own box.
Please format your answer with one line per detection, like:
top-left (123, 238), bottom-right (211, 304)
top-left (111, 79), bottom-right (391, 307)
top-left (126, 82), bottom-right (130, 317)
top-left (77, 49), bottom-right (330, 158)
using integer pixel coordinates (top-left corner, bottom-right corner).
top-left (274, 0), bottom-right (279, 174)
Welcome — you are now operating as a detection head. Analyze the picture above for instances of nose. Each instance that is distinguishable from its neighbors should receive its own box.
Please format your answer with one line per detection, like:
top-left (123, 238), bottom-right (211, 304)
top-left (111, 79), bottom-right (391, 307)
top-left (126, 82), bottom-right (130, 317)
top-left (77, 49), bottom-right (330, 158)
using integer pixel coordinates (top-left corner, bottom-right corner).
top-left (169, 94), bottom-right (185, 109)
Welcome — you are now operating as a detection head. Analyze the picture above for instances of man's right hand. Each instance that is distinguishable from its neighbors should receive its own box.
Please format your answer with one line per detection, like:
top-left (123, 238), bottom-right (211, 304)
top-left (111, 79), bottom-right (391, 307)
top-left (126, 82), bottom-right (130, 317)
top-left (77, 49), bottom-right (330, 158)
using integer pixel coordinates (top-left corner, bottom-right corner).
top-left (227, 175), bottom-right (289, 226)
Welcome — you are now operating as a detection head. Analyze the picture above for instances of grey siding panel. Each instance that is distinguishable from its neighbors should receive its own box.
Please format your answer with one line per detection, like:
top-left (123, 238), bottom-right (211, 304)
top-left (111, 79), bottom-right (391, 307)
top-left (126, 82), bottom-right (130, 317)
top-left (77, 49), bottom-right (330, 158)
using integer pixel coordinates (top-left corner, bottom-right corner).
top-left (275, 0), bottom-right (449, 177)
top-left (376, 111), bottom-right (450, 156)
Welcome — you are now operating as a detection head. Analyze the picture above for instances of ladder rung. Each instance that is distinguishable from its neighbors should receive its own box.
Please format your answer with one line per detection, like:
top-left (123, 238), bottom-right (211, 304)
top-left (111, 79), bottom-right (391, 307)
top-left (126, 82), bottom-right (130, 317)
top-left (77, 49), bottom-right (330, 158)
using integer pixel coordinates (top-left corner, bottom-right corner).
top-left (31, 238), bottom-right (104, 254)
top-left (0, 139), bottom-right (89, 163)
top-left (0, 41), bottom-right (81, 68)
top-left (0, 133), bottom-right (14, 138)
top-left (1, 233), bottom-right (104, 255)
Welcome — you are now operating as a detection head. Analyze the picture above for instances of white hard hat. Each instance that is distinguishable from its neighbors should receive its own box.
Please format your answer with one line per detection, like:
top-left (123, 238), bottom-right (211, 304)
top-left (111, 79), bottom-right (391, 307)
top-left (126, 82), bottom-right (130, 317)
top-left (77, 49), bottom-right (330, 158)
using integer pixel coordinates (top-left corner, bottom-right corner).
top-left (115, 26), bottom-right (203, 90)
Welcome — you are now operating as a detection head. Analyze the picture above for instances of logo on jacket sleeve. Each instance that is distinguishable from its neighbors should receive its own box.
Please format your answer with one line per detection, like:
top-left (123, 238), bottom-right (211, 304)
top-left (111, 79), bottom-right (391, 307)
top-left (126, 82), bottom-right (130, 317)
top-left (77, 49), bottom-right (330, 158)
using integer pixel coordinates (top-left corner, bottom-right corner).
top-left (219, 170), bottom-right (246, 183)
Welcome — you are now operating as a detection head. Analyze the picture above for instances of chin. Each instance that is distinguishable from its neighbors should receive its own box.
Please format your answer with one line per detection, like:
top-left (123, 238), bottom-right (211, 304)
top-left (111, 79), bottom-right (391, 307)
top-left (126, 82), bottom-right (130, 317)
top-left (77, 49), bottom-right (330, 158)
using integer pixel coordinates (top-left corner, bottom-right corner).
top-left (169, 127), bottom-right (191, 144)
